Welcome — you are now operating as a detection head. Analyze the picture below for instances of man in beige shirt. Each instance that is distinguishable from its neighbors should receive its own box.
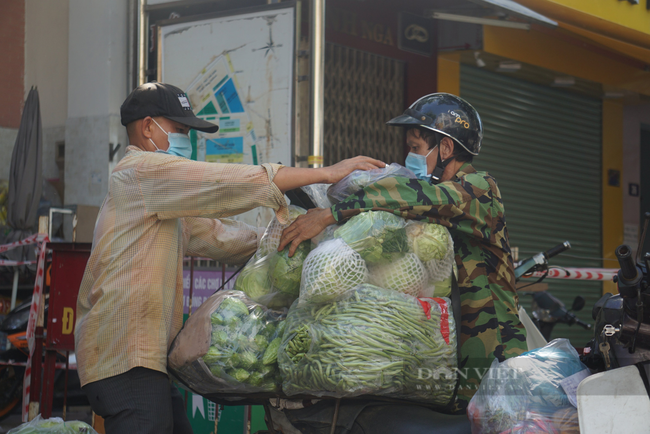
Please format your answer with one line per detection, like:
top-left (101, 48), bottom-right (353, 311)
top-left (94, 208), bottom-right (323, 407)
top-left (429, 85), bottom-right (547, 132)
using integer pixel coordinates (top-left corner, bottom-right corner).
top-left (76, 82), bottom-right (383, 434)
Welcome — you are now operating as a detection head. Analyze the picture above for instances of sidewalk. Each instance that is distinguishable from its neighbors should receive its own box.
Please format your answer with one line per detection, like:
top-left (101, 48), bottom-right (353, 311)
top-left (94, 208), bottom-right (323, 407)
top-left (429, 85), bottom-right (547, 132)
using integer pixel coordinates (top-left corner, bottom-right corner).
top-left (0, 406), bottom-right (93, 433)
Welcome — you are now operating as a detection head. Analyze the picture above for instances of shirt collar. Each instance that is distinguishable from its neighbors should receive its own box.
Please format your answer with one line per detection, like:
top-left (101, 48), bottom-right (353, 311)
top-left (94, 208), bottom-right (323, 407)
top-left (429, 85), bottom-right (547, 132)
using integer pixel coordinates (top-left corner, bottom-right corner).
top-left (454, 163), bottom-right (476, 180)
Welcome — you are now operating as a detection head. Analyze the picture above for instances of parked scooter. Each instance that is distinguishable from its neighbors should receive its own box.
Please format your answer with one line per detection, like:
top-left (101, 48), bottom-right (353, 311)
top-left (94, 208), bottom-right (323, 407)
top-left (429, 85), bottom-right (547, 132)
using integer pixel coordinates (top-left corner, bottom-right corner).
top-left (0, 295), bottom-right (86, 421)
top-left (576, 213), bottom-right (650, 433)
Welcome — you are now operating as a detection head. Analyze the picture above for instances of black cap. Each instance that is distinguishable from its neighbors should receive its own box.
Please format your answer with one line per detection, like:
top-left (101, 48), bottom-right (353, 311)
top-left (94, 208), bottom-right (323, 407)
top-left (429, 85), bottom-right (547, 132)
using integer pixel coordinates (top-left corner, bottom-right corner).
top-left (120, 82), bottom-right (219, 133)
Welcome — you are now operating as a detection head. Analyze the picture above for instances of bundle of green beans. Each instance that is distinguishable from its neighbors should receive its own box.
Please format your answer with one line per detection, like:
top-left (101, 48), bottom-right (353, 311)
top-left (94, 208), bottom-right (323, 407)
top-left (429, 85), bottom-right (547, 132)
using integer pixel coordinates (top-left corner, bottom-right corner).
top-left (278, 284), bottom-right (457, 405)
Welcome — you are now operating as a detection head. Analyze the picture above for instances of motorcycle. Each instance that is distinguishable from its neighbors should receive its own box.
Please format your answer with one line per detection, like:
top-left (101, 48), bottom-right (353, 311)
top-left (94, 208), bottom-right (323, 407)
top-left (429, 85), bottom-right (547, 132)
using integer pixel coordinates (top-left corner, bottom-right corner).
top-left (575, 213), bottom-right (650, 433)
top-left (0, 295), bottom-right (86, 421)
top-left (514, 241), bottom-right (592, 342)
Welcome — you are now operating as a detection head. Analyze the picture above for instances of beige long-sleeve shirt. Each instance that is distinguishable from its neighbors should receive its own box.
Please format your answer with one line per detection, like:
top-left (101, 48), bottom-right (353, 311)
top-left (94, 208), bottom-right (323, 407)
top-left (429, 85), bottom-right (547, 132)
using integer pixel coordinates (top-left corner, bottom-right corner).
top-left (75, 146), bottom-right (288, 386)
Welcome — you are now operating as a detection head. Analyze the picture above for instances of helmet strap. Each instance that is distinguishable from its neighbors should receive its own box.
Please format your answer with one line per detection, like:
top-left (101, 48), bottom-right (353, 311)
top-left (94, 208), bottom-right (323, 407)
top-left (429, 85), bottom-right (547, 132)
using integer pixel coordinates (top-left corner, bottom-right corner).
top-left (430, 154), bottom-right (456, 184)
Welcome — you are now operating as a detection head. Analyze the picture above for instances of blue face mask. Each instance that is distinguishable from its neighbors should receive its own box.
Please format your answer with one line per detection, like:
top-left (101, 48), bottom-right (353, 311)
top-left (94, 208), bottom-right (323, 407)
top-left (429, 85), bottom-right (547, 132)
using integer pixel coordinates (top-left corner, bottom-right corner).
top-left (405, 147), bottom-right (435, 180)
top-left (149, 119), bottom-right (193, 159)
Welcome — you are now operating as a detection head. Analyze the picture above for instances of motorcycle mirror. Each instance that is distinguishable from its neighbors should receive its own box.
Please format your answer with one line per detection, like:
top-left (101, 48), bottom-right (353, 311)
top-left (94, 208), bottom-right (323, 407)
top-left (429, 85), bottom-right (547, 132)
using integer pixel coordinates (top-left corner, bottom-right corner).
top-left (571, 296), bottom-right (586, 312)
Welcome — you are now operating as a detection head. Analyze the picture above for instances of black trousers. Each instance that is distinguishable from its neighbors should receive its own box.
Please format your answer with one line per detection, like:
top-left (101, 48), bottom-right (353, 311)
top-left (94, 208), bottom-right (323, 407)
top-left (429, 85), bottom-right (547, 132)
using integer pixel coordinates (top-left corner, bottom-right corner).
top-left (82, 367), bottom-right (193, 434)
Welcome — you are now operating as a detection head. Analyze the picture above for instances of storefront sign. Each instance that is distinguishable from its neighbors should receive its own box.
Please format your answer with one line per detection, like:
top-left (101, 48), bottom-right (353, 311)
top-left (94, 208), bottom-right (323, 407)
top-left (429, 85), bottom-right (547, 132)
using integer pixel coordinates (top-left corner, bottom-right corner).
top-left (398, 12), bottom-right (434, 56)
top-left (182, 269), bottom-right (236, 314)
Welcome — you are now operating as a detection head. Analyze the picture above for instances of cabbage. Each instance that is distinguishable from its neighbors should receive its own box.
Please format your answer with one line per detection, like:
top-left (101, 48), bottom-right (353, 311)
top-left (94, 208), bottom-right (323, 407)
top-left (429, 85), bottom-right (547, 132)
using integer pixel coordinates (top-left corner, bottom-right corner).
top-left (269, 243), bottom-right (311, 297)
top-left (300, 239), bottom-right (368, 304)
top-left (406, 222), bottom-right (448, 262)
top-left (234, 259), bottom-right (273, 302)
top-left (333, 211), bottom-right (407, 264)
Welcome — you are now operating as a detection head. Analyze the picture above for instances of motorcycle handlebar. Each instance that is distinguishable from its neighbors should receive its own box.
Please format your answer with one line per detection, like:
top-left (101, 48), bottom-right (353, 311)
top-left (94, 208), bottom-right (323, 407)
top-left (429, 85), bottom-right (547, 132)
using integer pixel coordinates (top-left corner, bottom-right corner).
top-left (545, 241), bottom-right (571, 260)
top-left (575, 317), bottom-right (592, 330)
top-left (615, 244), bottom-right (639, 282)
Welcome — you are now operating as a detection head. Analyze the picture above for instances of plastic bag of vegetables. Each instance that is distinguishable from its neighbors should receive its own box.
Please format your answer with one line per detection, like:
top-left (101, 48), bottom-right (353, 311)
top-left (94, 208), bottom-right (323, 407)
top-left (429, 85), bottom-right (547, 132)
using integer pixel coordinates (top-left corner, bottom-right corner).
top-left (327, 163), bottom-right (415, 204)
top-left (332, 211), bottom-right (408, 264)
top-left (467, 339), bottom-right (587, 434)
top-left (234, 206), bottom-right (310, 308)
top-left (278, 284), bottom-right (457, 405)
top-left (299, 238), bottom-right (369, 305)
top-left (7, 415), bottom-right (96, 433)
top-left (303, 212), bottom-right (454, 300)
top-left (168, 290), bottom-right (287, 396)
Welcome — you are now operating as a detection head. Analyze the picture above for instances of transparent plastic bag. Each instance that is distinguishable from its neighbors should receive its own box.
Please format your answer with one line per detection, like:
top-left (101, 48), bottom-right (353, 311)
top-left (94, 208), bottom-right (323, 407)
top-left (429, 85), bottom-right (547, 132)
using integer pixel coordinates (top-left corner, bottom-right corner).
top-left (7, 415), bottom-right (96, 433)
top-left (327, 163), bottom-right (416, 203)
top-left (333, 211), bottom-right (407, 264)
top-left (234, 206), bottom-right (308, 308)
top-left (300, 184), bottom-right (332, 209)
top-left (467, 339), bottom-right (587, 434)
top-left (168, 290), bottom-right (287, 395)
top-left (278, 284), bottom-right (457, 405)
top-left (299, 238), bottom-right (368, 305)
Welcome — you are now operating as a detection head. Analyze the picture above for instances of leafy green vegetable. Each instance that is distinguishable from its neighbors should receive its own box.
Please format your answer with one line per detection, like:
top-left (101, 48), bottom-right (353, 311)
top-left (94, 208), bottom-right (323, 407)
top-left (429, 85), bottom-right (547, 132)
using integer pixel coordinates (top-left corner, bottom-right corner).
top-left (192, 292), bottom-right (287, 393)
top-left (202, 347), bottom-right (225, 365)
top-left (263, 337), bottom-right (282, 365)
top-left (406, 222), bottom-right (448, 262)
top-left (269, 243), bottom-right (311, 297)
top-left (239, 350), bottom-right (259, 370)
top-left (300, 239), bottom-right (368, 304)
top-left (211, 330), bottom-right (229, 347)
top-left (432, 275), bottom-right (452, 298)
top-left (333, 211), bottom-right (407, 264)
top-left (248, 371), bottom-right (265, 387)
top-left (254, 335), bottom-right (269, 351)
top-left (234, 260), bottom-right (273, 303)
top-left (230, 368), bottom-right (251, 383)
top-left (218, 297), bottom-right (250, 318)
top-left (210, 312), bottom-right (225, 326)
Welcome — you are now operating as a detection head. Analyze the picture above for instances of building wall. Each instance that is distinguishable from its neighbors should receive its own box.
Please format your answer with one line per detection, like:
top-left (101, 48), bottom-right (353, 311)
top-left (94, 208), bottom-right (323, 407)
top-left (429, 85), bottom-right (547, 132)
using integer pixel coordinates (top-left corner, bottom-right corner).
top-left (623, 103), bottom-right (650, 247)
top-left (325, 0), bottom-right (437, 107)
top-left (25, 0), bottom-right (69, 185)
top-left (0, 0), bottom-right (25, 181)
top-left (0, 0), bottom-right (25, 130)
top-left (65, 0), bottom-right (128, 207)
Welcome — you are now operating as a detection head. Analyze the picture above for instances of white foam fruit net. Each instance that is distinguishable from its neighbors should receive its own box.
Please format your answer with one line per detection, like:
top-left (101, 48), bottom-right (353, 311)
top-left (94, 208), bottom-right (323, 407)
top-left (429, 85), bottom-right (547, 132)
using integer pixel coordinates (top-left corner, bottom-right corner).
top-left (368, 252), bottom-right (427, 297)
top-left (299, 238), bottom-right (368, 304)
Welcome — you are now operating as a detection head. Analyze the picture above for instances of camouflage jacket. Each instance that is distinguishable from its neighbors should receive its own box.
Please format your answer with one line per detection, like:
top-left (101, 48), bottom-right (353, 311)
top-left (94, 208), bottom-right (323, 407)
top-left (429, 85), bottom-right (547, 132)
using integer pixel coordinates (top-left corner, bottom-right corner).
top-left (331, 163), bottom-right (528, 412)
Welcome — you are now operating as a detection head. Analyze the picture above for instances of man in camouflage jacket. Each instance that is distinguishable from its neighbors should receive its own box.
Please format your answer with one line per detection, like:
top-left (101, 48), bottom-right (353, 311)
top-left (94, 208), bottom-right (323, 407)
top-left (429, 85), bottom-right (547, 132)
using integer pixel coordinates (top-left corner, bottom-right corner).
top-left (279, 93), bottom-right (527, 413)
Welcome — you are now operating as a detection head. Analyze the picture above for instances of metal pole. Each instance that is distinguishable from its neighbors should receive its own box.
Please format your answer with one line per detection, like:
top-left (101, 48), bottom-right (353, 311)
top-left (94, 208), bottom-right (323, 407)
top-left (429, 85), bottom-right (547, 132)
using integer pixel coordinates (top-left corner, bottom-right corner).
top-left (63, 351), bottom-right (69, 421)
top-left (10, 269), bottom-right (18, 310)
top-left (309, 0), bottom-right (325, 168)
top-left (137, 0), bottom-right (147, 85)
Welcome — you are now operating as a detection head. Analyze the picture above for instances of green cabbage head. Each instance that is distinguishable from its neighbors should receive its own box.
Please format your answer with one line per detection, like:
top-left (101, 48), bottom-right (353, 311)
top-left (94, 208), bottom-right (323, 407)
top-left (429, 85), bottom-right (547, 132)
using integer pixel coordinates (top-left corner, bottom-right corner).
top-left (269, 243), bottom-right (311, 297)
top-left (234, 259), bottom-right (273, 302)
top-left (406, 223), bottom-right (448, 262)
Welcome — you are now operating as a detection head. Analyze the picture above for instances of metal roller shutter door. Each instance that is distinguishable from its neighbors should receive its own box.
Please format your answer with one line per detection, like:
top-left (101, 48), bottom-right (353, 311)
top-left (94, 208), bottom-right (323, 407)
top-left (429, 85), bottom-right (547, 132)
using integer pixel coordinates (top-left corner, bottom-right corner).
top-left (460, 64), bottom-right (602, 346)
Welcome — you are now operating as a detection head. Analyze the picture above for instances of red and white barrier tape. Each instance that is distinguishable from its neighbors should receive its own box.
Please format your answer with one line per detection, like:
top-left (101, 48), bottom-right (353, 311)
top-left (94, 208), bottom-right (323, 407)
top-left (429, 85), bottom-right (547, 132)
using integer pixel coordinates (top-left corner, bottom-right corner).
top-left (0, 259), bottom-right (38, 266)
top-left (21, 236), bottom-right (48, 422)
top-left (524, 267), bottom-right (618, 282)
top-left (0, 234), bottom-right (41, 254)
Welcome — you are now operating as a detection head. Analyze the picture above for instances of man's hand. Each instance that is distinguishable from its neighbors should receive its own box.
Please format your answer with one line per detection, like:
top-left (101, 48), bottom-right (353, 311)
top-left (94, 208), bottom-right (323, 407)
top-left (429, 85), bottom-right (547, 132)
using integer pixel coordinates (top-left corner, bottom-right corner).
top-left (273, 156), bottom-right (385, 193)
top-left (322, 156), bottom-right (385, 184)
top-left (278, 207), bottom-right (336, 256)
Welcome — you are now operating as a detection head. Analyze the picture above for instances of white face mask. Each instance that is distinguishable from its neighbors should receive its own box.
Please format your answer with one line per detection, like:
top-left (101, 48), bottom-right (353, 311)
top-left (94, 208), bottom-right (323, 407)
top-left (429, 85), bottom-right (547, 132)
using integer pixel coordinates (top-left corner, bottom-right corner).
top-left (149, 118), bottom-right (193, 159)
